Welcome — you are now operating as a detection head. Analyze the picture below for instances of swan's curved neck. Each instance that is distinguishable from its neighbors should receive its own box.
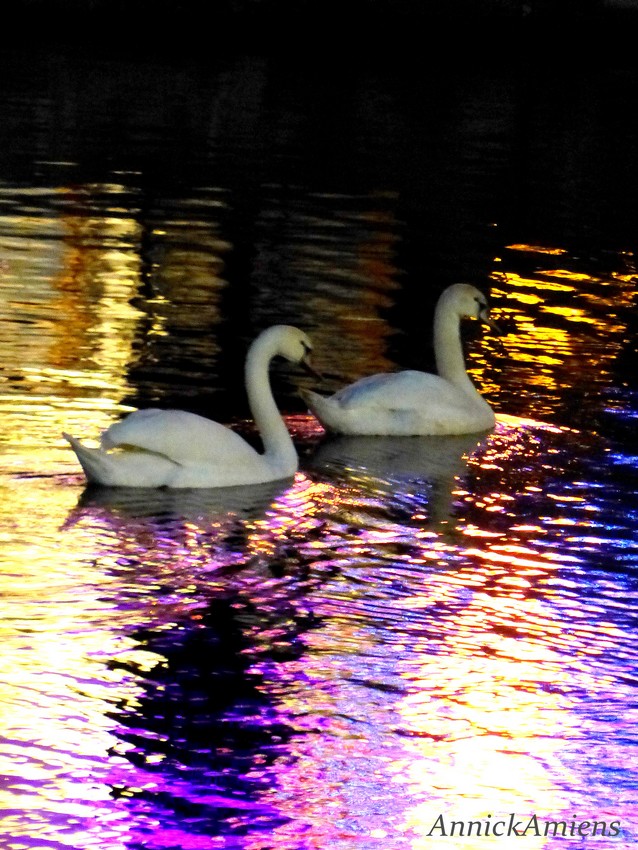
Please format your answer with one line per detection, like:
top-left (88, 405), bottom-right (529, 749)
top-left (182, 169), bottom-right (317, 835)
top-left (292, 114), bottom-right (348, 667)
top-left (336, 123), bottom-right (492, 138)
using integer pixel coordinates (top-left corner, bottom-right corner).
top-left (245, 334), bottom-right (297, 472)
top-left (433, 299), bottom-right (480, 398)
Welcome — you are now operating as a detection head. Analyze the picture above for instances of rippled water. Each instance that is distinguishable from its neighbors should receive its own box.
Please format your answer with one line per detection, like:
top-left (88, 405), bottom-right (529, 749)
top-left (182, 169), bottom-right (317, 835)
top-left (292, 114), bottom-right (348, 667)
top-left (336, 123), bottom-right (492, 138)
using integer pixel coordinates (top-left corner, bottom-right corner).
top-left (1, 45), bottom-right (637, 849)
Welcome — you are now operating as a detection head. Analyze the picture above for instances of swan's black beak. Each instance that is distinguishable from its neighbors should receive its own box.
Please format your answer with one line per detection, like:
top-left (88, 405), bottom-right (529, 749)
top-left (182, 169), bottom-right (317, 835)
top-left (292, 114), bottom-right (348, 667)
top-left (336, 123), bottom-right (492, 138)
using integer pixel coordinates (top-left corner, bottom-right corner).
top-left (479, 306), bottom-right (503, 336)
top-left (301, 355), bottom-right (324, 382)
top-left (479, 305), bottom-right (508, 356)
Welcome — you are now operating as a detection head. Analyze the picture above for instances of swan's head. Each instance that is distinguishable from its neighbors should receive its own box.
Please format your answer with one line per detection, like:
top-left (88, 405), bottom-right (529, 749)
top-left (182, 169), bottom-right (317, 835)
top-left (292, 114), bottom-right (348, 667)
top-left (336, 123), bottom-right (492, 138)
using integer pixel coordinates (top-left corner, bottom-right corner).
top-left (446, 283), bottom-right (501, 334)
top-left (259, 325), bottom-right (320, 376)
top-left (279, 326), bottom-right (315, 365)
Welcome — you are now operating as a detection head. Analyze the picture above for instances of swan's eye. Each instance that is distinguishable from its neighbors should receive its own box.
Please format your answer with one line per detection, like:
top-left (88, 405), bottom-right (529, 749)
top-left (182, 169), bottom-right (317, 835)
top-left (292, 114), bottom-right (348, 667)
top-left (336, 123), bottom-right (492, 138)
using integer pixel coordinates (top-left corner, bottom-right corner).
top-left (302, 341), bottom-right (313, 356)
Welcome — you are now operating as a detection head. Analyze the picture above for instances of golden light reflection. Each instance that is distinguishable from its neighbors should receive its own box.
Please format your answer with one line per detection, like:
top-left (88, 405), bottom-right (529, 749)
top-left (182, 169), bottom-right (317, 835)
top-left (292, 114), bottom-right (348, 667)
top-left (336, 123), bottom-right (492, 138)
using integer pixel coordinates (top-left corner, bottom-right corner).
top-left (0, 184), bottom-right (147, 473)
top-left (0, 182), bottom-right (234, 482)
top-left (493, 270), bottom-right (576, 293)
top-left (486, 253), bottom-right (635, 424)
top-left (506, 244), bottom-right (569, 256)
top-left (287, 200), bottom-right (402, 393)
top-left (2, 185), bottom-right (637, 849)
top-left (0, 476), bottom-right (161, 850)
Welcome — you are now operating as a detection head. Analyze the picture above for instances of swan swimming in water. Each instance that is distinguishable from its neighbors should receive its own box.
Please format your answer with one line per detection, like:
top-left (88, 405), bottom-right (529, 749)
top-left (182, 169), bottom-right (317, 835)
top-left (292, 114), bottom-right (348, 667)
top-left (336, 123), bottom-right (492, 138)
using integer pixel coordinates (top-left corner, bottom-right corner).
top-left (64, 325), bottom-right (315, 488)
top-left (302, 283), bottom-right (500, 436)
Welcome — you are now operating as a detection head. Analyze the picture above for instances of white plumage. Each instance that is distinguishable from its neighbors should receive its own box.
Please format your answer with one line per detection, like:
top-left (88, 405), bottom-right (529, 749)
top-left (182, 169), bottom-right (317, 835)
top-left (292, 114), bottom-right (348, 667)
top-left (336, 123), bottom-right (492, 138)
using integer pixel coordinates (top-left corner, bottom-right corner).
top-left (302, 283), bottom-right (499, 436)
top-left (64, 325), bottom-right (315, 488)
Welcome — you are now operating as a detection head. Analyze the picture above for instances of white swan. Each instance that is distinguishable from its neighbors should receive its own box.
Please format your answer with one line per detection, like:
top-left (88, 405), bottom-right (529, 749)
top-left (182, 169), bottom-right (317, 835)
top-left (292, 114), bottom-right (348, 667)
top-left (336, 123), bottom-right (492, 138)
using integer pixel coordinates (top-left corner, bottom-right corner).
top-left (302, 283), bottom-right (500, 436)
top-left (64, 325), bottom-right (315, 488)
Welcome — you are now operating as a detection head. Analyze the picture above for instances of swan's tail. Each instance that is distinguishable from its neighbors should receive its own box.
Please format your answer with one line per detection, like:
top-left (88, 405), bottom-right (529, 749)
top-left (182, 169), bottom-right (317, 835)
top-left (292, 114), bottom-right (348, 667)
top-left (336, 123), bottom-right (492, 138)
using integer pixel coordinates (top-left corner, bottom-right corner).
top-left (63, 432), bottom-right (181, 487)
top-left (300, 390), bottom-right (341, 433)
top-left (63, 433), bottom-right (118, 485)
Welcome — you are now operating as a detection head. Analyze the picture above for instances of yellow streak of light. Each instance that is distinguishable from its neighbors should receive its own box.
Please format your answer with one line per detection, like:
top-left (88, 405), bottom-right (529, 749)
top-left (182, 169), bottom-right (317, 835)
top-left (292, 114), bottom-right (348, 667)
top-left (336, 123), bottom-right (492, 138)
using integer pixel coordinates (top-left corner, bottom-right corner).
top-left (464, 546), bottom-right (558, 571)
top-left (505, 244), bottom-right (568, 256)
top-left (482, 263), bottom-right (635, 423)
top-left (493, 271), bottom-right (575, 293)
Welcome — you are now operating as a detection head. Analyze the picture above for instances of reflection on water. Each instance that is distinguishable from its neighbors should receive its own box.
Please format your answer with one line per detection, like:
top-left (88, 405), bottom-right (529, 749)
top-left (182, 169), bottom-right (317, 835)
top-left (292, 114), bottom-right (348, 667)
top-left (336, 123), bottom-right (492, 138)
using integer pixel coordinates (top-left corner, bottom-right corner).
top-left (67, 477), bottom-right (292, 527)
top-left (308, 430), bottom-right (490, 526)
top-left (486, 246), bottom-right (638, 434)
top-left (1, 47), bottom-right (637, 850)
top-left (4, 414), bottom-right (636, 848)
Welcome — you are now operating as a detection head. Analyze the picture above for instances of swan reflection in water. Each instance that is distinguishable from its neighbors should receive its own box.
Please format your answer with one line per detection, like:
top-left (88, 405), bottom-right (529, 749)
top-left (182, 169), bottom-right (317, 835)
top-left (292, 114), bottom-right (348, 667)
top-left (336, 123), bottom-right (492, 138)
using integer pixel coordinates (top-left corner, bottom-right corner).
top-left (68, 477), bottom-right (294, 522)
top-left (61, 476), bottom-right (296, 563)
top-left (306, 429), bottom-right (491, 526)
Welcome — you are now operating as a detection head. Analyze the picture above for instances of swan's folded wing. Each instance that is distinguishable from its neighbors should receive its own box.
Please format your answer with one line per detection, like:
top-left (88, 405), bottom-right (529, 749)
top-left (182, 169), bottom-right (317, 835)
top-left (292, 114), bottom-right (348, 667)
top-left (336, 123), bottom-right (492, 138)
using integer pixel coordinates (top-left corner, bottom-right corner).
top-left (335, 371), bottom-right (454, 410)
top-left (102, 409), bottom-right (259, 464)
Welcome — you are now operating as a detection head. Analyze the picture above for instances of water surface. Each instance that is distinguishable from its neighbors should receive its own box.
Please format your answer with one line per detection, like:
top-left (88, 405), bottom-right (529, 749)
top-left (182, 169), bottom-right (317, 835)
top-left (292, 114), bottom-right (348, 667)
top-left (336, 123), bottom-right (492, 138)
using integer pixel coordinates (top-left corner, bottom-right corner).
top-left (1, 44), bottom-right (637, 850)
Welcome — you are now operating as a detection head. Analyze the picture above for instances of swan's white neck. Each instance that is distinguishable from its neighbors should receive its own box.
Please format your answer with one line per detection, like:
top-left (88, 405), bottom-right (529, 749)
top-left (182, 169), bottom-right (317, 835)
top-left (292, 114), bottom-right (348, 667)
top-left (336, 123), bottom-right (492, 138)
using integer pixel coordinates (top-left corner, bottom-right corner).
top-left (245, 332), bottom-right (297, 474)
top-left (433, 296), bottom-right (482, 401)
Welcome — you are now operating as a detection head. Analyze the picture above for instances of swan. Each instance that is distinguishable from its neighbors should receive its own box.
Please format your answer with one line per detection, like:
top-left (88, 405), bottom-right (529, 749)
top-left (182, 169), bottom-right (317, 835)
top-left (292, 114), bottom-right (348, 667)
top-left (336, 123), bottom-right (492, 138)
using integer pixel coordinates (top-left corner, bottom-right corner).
top-left (302, 283), bottom-right (500, 436)
top-left (63, 325), bottom-right (316, 488)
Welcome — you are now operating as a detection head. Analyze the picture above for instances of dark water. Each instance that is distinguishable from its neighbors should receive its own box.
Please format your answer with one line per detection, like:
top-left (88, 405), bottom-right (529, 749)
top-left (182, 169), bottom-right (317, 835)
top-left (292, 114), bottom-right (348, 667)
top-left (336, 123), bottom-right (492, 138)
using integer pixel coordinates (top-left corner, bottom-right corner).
top-left (0, 42), bottom-right (637, 849)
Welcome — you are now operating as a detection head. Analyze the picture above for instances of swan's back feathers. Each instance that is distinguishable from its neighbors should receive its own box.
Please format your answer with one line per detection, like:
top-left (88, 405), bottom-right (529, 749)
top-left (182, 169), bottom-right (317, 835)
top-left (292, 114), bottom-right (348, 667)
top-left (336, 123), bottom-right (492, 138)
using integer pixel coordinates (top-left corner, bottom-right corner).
top-left (303, 371), bottom-right (495, 436)
top-left (331, 371), bottom-right (456, 410)
top-left (102, 409), bottom-right (260, 465)
top-left (303, 393), bottom-right (491, 437)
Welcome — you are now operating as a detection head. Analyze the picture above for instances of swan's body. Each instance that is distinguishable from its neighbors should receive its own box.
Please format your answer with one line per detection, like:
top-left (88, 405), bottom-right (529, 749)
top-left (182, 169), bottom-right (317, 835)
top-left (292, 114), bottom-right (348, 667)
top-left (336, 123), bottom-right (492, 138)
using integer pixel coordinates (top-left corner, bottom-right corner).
top-left (302, 283), bottom-right (499, 436)
top-left (64, 325), bottom-right (315, 488)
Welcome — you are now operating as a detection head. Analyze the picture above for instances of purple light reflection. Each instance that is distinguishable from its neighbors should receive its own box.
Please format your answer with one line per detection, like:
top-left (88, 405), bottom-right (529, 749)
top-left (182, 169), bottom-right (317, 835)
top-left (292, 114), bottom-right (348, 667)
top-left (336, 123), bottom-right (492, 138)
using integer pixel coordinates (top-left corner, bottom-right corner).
top-left (3, 413), bottom-right (637, 849)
